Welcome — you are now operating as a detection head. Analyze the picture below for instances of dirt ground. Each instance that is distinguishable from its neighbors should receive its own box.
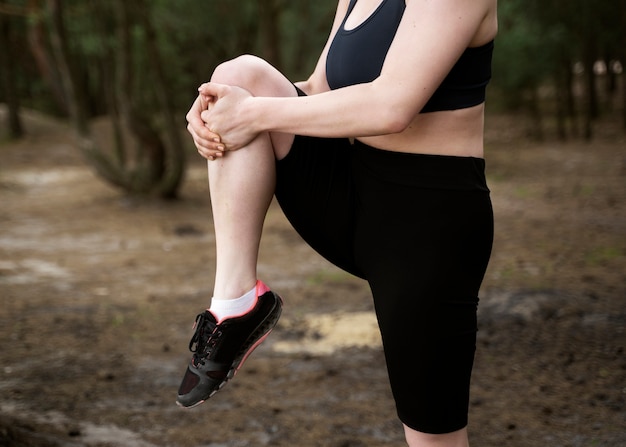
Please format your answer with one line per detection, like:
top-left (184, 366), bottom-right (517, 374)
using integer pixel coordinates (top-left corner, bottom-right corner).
top-left (1, 106), bottom-right (625, 447)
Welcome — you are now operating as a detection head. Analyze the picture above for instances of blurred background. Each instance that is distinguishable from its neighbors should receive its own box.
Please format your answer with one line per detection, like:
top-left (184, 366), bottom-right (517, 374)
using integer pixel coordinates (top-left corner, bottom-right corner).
top-left (1, 1), bottom-right (625, 446)
top-left (1, 0), bottom-right (624, 192)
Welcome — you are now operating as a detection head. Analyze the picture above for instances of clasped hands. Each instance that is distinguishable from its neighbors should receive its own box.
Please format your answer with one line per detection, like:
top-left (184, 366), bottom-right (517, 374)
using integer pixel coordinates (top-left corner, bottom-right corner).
top-left (186, 83), bottom-right (257, 161)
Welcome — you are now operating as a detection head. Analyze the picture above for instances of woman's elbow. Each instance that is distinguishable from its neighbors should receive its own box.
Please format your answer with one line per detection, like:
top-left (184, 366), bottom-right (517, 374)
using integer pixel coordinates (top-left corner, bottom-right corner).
top-left (378, 104), bottom-right (414, 134)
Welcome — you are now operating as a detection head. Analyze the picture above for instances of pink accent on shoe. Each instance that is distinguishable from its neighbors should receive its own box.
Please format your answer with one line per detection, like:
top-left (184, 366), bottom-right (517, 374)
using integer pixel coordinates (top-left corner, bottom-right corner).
top-left (215, 280), bottom-right (270, 323)
top-left (232, 326), bottom-right (275, 377)
top-left (233, 280), bottom-right (270, 318)
top-left (256, 279), bottom-right (270, 296)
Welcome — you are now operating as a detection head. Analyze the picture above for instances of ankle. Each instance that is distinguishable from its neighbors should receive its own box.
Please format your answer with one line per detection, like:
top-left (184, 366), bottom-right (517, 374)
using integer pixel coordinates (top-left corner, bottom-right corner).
top-left (210, 282), bottom-right (259, 322)
top-left (212, 278), bottom-right (258, 301)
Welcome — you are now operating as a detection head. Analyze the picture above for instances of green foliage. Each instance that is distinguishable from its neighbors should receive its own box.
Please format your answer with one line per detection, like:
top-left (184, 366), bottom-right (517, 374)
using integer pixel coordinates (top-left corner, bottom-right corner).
top-left (585, 246), bottom-right (622, 267)
top-left (493, 0), bottom-right (623, 91)
top-left (280, 1), bottom-right (337, 80)
top-left (1, 0), bottom-right (337, 119)
top-left (490, 0), bottom-right (624, 138)
top-left (492, 0), bottom-right (572, 111)
top-left (151, 0), bottom-right (260, 99)
top-left (1, 0), bottom-right (623, 179)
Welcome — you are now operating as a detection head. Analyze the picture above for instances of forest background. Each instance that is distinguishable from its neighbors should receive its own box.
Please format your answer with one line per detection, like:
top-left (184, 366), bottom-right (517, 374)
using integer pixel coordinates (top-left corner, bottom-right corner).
top-left (1, 0), bottom-right (624, 197)
top-left (0, 1), bottom-right (625, 447)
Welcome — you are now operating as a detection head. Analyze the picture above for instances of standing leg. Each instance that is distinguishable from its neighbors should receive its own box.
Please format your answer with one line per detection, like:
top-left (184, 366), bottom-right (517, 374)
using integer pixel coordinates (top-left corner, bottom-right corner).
top-left (351, 146), bottom-right (492, 446)
top-left (404, 426), bottom-right (469, 447)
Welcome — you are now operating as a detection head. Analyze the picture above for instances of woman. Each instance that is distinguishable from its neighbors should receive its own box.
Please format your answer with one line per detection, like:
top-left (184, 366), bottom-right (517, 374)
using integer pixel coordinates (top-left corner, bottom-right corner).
top-left (178, 0), bottom-right (497, 445)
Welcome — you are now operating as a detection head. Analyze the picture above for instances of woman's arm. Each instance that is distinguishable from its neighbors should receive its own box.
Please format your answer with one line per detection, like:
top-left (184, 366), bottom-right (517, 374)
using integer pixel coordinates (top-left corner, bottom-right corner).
top-left (203, 0), bottom-right (493, 150)
top-left (188, 0), bottom-right (349, 157)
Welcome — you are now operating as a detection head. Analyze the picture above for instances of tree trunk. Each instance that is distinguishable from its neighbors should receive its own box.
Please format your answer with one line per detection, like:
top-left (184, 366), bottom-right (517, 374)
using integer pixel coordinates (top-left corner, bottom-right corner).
top-left (555, 73), bottom-right (567, 141)
top-left (583, 55), bottom-right (595, 141)
top-left (134, 0), bottom-right (185, 198)
top-left (0, 13), bottom-right (24, 138)
top-left (565, 59), bottom-right (580, 138)
top-left (45, 0), bottom-right (88, 133)
top-left (621, 0), bottom-right (626, 131)
top-left (25, 1), bottom-right (66, 114)
top-left (46, 0), bottom-right (126, 187)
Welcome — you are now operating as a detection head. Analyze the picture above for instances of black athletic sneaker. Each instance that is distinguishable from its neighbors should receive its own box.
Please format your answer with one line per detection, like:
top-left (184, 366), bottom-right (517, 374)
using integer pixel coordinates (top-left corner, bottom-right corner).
top-left (176, 280), bottom-right (282, 408)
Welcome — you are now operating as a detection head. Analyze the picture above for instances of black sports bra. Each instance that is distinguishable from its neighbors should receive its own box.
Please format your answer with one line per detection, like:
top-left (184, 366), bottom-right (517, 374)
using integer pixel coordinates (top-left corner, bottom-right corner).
top-left (325, 0), bottom-right (494, 113)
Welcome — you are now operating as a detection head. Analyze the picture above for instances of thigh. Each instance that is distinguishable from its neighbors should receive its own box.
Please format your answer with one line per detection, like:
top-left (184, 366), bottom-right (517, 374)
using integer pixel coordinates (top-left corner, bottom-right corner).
top-left (352, 144), bottom-right (494, 433)
top-left (275, 134), bottom-right (364, 278)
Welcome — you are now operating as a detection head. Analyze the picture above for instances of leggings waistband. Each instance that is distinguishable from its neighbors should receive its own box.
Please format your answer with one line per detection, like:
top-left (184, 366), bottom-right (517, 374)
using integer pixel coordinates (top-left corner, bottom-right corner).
top-left (352, 140), bottom-right (490, 192)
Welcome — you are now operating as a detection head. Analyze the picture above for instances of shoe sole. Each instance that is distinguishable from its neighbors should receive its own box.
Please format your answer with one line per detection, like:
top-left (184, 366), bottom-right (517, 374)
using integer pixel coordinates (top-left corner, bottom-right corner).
top-left (176, 293), bottom-right (282, 408)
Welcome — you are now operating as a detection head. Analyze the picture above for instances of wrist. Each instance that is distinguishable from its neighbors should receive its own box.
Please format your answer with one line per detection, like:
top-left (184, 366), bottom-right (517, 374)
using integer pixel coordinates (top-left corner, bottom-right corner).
top-left (246, 96), bottom-right (268, 135)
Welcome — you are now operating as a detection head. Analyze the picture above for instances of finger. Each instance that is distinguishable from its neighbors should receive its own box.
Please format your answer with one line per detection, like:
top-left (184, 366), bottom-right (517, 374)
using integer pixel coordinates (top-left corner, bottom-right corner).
top-left (199, 94), bottom-right (215, 111)
top-left (199, 123), bottom-right (224, 147)
top-left (193, 134), bottom-right (224, 160)
top-left (199, 94), bottom-right (208, 111)
top-left (199, 109), bottom-right (219, 136)
top-left (187, 124), bottom-right (224, 154)
top-left (186, 97), bottom-right (206, 131)
top-left (197, 144), bottom-right (224, 161)
top-left (187, 108), bottom-right (223, 148)
top-left (198, 82), bottom-right (228, 99)
top-left (188, 124), bottom-right (214, 147)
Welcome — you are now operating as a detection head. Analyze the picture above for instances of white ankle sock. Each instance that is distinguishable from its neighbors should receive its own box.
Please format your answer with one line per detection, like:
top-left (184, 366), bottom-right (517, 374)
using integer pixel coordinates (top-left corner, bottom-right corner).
top-left (209, 285), bottom-right (257, 321)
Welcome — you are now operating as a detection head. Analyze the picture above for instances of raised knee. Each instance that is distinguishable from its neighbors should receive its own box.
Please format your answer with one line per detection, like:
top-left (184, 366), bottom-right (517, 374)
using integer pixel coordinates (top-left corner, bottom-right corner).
top-left (211, 54), bottom-right (269, 88)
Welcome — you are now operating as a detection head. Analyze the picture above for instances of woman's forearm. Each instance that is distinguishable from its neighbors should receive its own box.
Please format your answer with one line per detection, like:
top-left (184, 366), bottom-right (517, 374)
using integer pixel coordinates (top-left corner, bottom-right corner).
top-left (250, 81), bottom-right (414, 139)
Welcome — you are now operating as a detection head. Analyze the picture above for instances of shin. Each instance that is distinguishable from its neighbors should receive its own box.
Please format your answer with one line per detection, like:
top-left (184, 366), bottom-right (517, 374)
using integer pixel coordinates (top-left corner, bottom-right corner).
top-left (206, 55), bottom-right (296, 300)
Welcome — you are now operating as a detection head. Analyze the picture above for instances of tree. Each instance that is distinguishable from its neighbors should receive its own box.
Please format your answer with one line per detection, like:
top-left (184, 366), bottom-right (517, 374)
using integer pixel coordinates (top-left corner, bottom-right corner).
top-left (0, 2), bottom-right (24, 138)
top-left (492, 0), bottom-right (624, 140)
top-left (43, 0), bottom-right (184, 198)
top-left (618, 0), bottom-right (626, 130)
top-left (1, 0), bottom-right (338, 197)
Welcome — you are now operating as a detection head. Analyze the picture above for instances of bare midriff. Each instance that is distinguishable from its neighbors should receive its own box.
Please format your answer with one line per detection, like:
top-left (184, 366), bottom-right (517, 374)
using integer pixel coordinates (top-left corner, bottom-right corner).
top-left (358, 102), bottom-right (485, 158)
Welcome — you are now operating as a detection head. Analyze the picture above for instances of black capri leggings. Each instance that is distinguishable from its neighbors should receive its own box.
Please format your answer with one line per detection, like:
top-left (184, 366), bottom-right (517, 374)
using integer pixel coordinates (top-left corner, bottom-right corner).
top-left (275, 92), bottom-right (494, 435)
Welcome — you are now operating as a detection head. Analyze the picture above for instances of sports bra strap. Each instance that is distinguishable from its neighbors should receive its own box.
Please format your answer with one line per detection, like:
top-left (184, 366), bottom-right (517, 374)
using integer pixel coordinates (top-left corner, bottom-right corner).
top-left (346, 0), bottom-right (358, 15)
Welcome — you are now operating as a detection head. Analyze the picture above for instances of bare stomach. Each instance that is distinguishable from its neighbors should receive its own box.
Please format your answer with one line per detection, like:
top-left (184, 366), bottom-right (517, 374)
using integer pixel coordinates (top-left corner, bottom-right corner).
top-left (358, 103), bottom-right (486, 158)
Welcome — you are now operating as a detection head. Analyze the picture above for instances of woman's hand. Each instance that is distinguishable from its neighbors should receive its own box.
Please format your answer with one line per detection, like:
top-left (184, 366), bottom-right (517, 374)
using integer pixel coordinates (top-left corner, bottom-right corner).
top-left (198, 83), bottom-right (259, 152)
top-left (186, 93), bottom-right (225, 161)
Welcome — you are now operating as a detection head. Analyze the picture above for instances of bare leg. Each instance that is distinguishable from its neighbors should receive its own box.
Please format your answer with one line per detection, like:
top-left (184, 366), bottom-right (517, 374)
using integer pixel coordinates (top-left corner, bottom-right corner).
top-left (206, 55), bottom-right (297, 300)
top-left (404, 425), bottom-right (469, 447)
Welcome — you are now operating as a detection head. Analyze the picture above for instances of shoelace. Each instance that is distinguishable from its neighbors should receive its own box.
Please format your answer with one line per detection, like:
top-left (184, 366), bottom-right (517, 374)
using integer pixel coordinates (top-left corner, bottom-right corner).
top-left (189, 312), bottom-right (222, 366)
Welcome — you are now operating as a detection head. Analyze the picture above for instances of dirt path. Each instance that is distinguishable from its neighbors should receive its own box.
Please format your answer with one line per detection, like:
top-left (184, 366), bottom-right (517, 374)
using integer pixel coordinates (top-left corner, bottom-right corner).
top-left (1, 108), bottom-right (625, 446)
